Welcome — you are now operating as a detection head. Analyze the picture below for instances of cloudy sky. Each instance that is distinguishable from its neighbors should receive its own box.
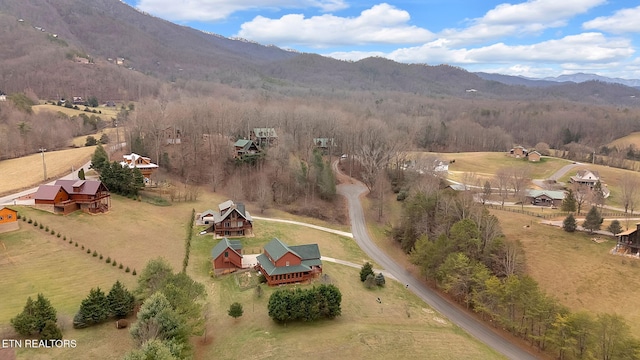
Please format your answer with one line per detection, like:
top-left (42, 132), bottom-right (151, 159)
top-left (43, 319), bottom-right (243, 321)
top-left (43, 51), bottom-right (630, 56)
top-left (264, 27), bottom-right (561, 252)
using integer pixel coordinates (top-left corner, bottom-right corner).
top-left (123, 0), bottom-right (640, 79)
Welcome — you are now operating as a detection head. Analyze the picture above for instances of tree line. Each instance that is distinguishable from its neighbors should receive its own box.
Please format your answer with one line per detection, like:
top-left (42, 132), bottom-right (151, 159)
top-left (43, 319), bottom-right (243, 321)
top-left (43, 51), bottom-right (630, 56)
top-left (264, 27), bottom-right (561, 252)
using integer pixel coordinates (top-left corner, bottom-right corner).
top-left (396, 187), bottom-right (640, 359)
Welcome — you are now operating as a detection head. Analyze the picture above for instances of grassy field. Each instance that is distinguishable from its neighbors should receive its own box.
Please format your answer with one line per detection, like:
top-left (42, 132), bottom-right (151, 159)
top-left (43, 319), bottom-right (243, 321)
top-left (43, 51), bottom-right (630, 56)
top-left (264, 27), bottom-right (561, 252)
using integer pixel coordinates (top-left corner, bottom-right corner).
top-left (1, 189), bottom-right (504, 359)
top-left (0, 147), bottom-right (96, 196)
top-left (608, 131), bottom-right (640, 150)
top-left (193, 263), bottom-right (504, 360)
top-left (556, 162), bottom-right (640, 209)
top-left (492, 209), bottom-right (640, 335)
top-left (409, 151), bottom-right (571, 182)
top-left (0, 224), bottom-right (138, 360)
top-left (33, 104), bottom-right (120, 119)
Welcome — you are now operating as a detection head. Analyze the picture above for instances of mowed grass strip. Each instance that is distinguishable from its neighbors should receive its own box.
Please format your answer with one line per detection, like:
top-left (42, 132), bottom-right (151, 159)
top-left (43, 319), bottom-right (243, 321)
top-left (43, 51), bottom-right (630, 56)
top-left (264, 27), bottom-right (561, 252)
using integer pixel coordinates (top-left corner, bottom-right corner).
top-left (0, 226), bottom-right (137, 326)
top-left (197, 262), bottom-right (505, 360)
top-left (0, 147), bottom-right (96, 195)
top-left (492, 209), bottom-right (640, 335)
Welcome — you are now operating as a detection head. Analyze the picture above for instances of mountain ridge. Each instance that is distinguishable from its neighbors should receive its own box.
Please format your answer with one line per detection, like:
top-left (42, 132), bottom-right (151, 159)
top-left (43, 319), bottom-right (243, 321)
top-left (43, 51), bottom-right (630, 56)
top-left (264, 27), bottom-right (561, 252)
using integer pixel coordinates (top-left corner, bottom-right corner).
top-left (0, 0), bottom-right (639, 106)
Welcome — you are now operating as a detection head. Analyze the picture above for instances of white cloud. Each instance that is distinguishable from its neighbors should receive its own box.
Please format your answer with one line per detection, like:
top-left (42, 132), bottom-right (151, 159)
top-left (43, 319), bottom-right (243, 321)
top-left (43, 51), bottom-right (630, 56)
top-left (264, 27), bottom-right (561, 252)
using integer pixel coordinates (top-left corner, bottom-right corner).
top-left (134, 0), bottom-right (347, 22)
top-left (236, 3), bottom-right (434, 47)
top-left (322, 32), bottom-right (636, 79)
top-left (583, 6), bottom-right (640, 34)
top-left (440, 0), bottom-right (606, 46)
top-left (385, 32), bottom-right (633, 65)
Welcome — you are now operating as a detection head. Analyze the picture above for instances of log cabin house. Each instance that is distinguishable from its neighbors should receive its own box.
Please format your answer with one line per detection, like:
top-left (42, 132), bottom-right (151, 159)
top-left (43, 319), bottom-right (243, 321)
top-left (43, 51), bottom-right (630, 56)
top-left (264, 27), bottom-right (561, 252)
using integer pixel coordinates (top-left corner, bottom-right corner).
top-left (34, 180), bottom-right (110, 215)
top-left (256, 238), bottom-right (322, 286)
top-left (203, 200), bottom-right (253, 238)
top-left (616, 224), bottom-right (640, 256)
top-left (120, 153), bottom-right (159, 183)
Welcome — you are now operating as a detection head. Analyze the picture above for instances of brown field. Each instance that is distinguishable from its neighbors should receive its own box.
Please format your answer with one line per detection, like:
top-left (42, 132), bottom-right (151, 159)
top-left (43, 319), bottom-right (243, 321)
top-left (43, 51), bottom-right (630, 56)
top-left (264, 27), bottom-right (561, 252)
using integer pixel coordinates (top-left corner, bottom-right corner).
top-left (492, 209), bottom-right (640, 335)
top-left (0, 147), bottom-right (96, 196)
top-left (608, 131), bottom-right (640, 150)
top-left (33, 104), bottom-right (120, 119)
top-left (409, 151), bottom-right (571, 183)
top-left (556, 162), bottom-right (640, 209)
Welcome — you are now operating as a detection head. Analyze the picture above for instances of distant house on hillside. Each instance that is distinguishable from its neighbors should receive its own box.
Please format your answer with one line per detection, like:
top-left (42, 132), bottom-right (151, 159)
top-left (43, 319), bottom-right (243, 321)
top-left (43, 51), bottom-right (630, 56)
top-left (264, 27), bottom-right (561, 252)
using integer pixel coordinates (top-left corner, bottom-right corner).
top-left (233, 139), bottom-right (260, 159)
top-left (256, 238), bottom-right (322, 286)
top-left (202, 200), bottom-right (253, 238)
top-left (72, 96), bottom-right (84, 105)
top-left (211, 238), bottom-right (243, 274)
top-left (509, 145), bottom-right (528, 158)
top-left (570, 170), bottom-right (600, 188)
top-left (525, 189), bottom-right (565, 207)
top-left (34, 180), bottom-right (110, 215)
top-left (616, 224), bottom-right (640, 255)
top-left (313, 138), bottom-right (336, 154)
top-left (527, 150), bottom-right (542, 162)
top-left (0, 91), bottom-right (6, 101)
top-left (0, 207), bottom-right (19, 233)
top-left (251, 128), bottom-right (277, 147)
top-left (120, 153), bottom-right (159, 183)
top-left (161, 126), bottom-right (182, 145)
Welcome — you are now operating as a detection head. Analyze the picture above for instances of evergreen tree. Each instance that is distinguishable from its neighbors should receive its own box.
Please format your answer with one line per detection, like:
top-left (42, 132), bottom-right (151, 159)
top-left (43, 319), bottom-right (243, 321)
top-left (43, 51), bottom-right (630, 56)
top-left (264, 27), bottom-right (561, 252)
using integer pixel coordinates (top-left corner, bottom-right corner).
top-left (374, 272), bottom-right (386, 287)
top-left (74, 287), bottom-right (109, 328)
top-left (561, 189), bottom-right (577, 213)
top-left (91, 144), bottom-right (109, 173)
top-left (136, 258), bottom-right (175, 299)
top-left (11, 294), bottom-right (57, 336)
top-left (124, 340), bottom-right (178, 360)
top-left (11, 297), bottom-right (37, 336)
top-left (107, 281), bottom-right (135, 318)
top-left (228, 302), bottom-right (243, 319)
top-left (582, 206), bottom-right (603, 234)
top-left (359, 262), bottom-right (374, 282)
top-left (130, 292), bottom-right (189, 358)
top-left (607, 220), bottom-right (623, 235)
top-left (85, 136), bottom-right (98, 146)
top-left (40, 320), bottom-right (63, 341)
top-left (563, 213), bottom-right (577, 233)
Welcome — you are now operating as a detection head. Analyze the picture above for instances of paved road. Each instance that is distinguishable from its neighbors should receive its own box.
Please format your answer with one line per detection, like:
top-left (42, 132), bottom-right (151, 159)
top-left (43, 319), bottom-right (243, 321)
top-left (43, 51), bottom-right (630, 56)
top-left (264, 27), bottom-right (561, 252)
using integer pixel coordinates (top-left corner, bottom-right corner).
top-left (0, 142), bottom-right (124, 206)
top-left (337, 176), bottom-right (538, 360)
top-left (252, 216), bottom-right (353, 238)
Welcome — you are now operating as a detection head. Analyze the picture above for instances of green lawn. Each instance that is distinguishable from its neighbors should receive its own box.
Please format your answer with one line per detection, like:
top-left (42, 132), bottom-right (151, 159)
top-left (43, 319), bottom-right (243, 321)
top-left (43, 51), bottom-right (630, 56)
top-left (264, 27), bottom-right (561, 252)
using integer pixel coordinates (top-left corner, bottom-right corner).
top-left (194, 262), bottom-right (504, 360)
top-left (1, 192), bottom-right (505, 360)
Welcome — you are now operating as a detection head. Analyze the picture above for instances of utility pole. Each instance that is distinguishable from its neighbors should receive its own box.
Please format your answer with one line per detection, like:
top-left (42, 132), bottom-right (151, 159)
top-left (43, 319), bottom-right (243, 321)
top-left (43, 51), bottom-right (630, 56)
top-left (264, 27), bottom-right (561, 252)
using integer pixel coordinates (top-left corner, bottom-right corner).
top-left (39, 147), bottom-right (47, 181)
top-left (115, 120), bottom-right (120, 150)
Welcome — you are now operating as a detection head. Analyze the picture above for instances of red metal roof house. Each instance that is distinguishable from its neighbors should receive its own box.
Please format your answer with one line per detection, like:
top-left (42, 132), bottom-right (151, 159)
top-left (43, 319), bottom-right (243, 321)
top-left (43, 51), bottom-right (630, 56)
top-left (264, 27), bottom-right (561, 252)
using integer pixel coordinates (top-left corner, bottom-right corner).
top-left (34, 180), bottom-right (110, 215)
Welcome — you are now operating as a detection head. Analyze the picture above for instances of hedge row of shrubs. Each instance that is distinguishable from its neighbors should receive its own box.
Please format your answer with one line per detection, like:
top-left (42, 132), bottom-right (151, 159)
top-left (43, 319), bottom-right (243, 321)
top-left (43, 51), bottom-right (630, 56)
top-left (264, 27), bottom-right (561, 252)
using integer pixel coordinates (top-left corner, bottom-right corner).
top-left (19, 213), bottom-right (136, 276)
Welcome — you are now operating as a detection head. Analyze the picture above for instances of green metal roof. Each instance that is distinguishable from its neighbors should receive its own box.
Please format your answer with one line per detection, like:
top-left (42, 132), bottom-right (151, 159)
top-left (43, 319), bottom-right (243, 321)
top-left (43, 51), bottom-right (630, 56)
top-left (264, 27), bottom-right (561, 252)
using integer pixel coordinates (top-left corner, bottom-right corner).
top-left (211, 238), bottom-right (242, 259)
top-left (526, 189), bottom-right (566, 200)
top-left (263, 238), bottom-right (299, 262)
top-left (289, 244), bottom-right (321, 261)
top-left (257, 254), bottom-right (311, 276)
